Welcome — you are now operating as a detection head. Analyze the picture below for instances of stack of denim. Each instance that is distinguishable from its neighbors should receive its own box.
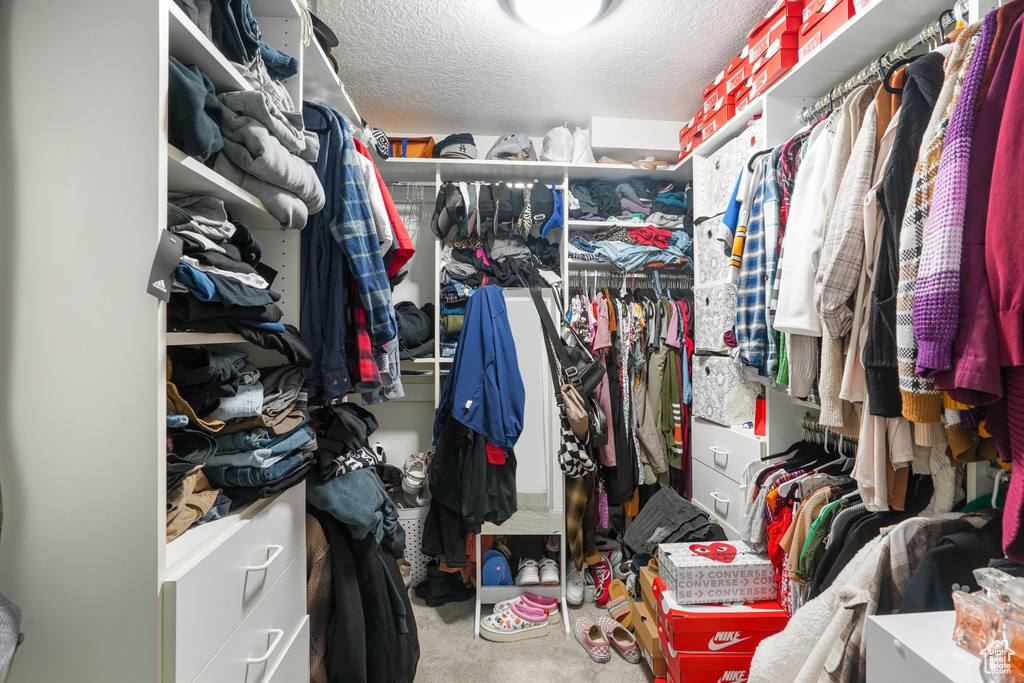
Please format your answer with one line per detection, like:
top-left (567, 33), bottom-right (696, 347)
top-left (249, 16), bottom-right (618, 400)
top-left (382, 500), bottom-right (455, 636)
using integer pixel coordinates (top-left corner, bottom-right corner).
top-left (439, 281), bottom-right (474, 358)
top-left (166, 347), bottom-right (316, 525)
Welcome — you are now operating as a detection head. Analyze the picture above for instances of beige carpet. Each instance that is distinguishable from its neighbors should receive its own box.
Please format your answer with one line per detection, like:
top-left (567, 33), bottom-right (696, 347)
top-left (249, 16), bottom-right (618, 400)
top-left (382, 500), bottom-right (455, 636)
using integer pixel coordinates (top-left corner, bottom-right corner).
top-left (410, 595), bottom-right (656, 683)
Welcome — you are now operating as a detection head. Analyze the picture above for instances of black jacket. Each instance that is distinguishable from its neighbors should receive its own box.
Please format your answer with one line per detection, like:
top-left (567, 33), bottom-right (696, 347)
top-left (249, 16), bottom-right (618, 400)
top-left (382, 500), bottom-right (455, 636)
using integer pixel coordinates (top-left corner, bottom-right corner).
top-left (865, 52), bottom-right (946, 416)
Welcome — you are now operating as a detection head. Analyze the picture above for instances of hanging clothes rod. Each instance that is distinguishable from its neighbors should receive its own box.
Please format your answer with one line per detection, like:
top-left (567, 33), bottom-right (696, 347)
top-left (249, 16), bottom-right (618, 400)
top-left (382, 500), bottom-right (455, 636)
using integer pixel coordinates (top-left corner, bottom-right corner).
top-left (797, 2), bottom-right (965, 125)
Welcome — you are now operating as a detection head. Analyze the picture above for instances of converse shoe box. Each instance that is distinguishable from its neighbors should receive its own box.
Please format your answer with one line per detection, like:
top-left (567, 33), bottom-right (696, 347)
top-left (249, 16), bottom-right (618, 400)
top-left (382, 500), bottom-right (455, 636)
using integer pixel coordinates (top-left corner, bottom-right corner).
top-left (652, 574), bottom-right (788, 654)
top-left (659, 541), bottom-right (776, 605)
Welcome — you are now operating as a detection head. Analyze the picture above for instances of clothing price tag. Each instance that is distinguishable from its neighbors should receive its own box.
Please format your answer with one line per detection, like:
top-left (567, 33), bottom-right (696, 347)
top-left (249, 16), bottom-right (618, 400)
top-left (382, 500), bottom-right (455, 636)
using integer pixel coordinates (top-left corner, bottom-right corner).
top-left (147, 230), bottom-right (183, 302)
top-left (255, 261), bottom-right (278, 288)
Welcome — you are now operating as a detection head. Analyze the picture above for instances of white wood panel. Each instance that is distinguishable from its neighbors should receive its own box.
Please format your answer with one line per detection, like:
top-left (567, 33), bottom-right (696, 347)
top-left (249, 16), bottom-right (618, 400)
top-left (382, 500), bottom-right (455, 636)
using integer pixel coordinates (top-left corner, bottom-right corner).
top-left (255, 17), bottom-right (302, 106)
top-left (192, 553), bottom-right (307, 683)
top-left (164, 485), bottom-right (305, 683)
top-left (252, 228), bottom-right (301, 328)
top-left (167, 2), bottom-right (251, 93)
top-left (266, 617), bottom-right (311, 683)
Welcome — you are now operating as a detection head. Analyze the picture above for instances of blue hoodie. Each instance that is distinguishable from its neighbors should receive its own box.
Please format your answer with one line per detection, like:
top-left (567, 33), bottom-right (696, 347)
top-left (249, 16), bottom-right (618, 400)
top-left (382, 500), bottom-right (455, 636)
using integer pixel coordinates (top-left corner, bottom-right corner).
top-left (433, 286), bottom-right (525, 450)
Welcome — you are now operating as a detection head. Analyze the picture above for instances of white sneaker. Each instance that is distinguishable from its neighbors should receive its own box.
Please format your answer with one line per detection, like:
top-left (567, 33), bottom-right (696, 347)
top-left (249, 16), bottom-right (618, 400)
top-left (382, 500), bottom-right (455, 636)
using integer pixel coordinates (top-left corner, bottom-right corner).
top-left (539, 558), bottom-right (559, 586)
top-left (516, 558), bottom-right (540, 586)
top-left (401, 452), bottom-right (426, 494)
top-left (567, 565), bottom-right (594, 606)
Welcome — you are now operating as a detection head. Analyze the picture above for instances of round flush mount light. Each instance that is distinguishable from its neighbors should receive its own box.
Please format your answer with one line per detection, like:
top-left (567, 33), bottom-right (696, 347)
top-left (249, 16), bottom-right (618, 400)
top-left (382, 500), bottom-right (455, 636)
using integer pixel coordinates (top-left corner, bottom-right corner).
top-left (500, 0), bottom-right (616, 35)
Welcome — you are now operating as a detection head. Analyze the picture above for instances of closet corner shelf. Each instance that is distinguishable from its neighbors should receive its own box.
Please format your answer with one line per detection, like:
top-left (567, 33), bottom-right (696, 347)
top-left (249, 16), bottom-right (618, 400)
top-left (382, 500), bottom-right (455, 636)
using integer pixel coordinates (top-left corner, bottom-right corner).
top-left (167, 332), bottom-right (248, 345)
top-left (167, 145), bottom-right (281, 231)
top-left (165, 495), bottom-right (277, 574)
top-left (167, 2), bottom-right (252, 94)
top-left (302, 39), bottom-right (360, 125)
top-left (378, 157), bottom-right (692, 184)
top-left (480, 493), bottom-right (562, 536)
top-left (795, 398), bottom-right (822, 410)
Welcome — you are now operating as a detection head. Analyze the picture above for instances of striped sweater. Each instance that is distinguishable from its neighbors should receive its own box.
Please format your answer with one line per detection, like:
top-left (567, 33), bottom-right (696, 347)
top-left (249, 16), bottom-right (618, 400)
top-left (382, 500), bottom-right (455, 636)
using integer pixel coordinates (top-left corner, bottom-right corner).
top-left (914, 12), bottom-right (997, 375)
top-left (895, 25), bottom-right (984, 423)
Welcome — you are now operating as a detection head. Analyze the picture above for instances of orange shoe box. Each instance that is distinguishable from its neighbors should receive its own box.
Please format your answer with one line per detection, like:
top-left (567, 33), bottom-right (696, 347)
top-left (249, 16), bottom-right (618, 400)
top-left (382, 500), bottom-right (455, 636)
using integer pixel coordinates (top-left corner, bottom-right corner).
top-left (660, 627), bottom-right (754, 683)
top-left (653, 575), bottom-right (789, 655)
top-left (798, 0), bottom-right (857, 60)
top-left (749, 43), bottom-right (799, 98)
top-left (724, 51), bottom-right (750, 96)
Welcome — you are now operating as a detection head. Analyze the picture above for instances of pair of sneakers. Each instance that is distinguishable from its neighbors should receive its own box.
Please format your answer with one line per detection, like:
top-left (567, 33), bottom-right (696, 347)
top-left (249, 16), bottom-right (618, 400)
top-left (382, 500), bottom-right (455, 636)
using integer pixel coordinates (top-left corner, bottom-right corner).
top-left (566, 547), bottom-right (621, 606)
top-left (401, 448), bottom-right (433, 494)
top-left (479, 593), bottom-right (560, 642)
top-left (516, 558), bottom-right (558, 586)
top-left (574, 616), bottom-right (642, 664)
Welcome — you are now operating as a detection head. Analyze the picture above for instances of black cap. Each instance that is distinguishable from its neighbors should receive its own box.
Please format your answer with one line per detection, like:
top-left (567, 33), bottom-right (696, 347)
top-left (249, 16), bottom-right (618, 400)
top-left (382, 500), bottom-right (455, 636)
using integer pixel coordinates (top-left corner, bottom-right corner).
top-left (430, 183), bottom-right (466, 239)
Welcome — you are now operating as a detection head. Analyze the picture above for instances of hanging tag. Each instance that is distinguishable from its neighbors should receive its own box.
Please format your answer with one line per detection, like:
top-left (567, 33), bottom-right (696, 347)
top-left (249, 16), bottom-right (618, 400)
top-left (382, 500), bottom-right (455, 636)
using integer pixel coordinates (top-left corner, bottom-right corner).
top-left (147, 230), bottom-right (183, 302)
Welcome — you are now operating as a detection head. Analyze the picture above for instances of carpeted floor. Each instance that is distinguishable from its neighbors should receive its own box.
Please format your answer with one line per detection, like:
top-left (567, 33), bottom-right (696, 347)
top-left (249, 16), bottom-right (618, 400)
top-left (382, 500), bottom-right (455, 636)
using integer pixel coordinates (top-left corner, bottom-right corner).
top-left (410, 594), bottom-right (656, 683)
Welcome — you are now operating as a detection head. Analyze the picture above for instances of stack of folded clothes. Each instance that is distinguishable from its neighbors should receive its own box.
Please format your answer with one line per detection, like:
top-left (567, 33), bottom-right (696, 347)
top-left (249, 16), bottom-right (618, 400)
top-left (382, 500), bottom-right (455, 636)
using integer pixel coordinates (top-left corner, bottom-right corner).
top-left (568, 177), bottom-right (692, 231)
top-left (165, 347), bottom-right (317, 533)
top-left (395, 301), bottom-right (435, 360)
top-left (167, 193), bottom-right (312, 367)
top-left (567, 227), bottom-right (693, 271)
top-left (168, 56), bottom-right (324, 230)
top-left (439, 281), bottom-right (473, 358)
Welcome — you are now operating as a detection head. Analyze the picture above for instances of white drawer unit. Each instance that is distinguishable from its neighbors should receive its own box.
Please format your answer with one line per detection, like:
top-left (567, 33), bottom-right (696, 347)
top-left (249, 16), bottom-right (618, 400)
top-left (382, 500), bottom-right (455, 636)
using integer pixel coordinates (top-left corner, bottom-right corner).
top-left (692, 418), bottom-right (766, 484)
top-left (691, 458), bottom-right (746, 536)
top-left (163, 484), bottom-right (306, 683)
top-left (193, 553), bottom-right (308, 683)
top-left (867, 612), bottom-right (983, 683)
top-left (267, 618), bottom-right (311, 683)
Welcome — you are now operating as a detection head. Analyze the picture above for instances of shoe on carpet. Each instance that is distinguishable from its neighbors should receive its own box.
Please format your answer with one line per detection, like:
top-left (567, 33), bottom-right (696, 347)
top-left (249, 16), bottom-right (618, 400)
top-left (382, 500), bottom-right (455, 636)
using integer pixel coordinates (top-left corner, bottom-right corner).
top-left (480, 601), bottom-right (551, 642)
top-left (596, 616), bottom-right (642, 663)
top-left (424, 567), bottom-right (475, 607)
top-left (591, 559), bottom-right (613, 606)
top-left (493, 593), bottom-right (561, 625)
top-left (516, 558), bottom-right (540, 586)
top-left (539, 558), bottom-right (559, 586)
top-left (574, 617), bottom-right (611, 663)
top-left (567, 565), bottom-right (594, 606)
top-left (606, 579), bottom-right (632, 630)
top-left (613, 560), bottom-right (631, 582)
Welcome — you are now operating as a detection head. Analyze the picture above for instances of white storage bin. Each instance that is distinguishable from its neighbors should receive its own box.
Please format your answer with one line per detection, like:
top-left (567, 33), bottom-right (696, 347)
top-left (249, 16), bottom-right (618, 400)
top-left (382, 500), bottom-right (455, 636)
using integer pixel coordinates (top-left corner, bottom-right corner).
top-left (694, 216), bottom-right (731, 286)
top-left (694, 282), bottom-right (737, 354)
top-left (692, 356), bottom-right (761, 427)
top-left (398, 505), bottom-right (431, 588)
top-left (694, 118), bottom-right (766, 218)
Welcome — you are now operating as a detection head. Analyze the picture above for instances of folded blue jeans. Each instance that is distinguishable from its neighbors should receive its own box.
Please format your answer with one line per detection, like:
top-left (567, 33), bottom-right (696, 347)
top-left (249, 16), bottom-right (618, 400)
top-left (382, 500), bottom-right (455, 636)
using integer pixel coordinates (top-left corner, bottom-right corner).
top-left (206, 424), bottom-right (316, 468)
top-left (205, 450), bottom-right (313, 488)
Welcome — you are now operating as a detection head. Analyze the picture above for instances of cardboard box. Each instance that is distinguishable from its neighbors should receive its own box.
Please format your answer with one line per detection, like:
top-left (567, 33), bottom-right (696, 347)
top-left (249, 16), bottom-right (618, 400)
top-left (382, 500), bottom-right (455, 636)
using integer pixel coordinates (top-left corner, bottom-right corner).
top-left (749, 43), bottom-right (799, 97)
top-left (655, 578), bottom-right (788, 654)
top-left (659, 541), bottom-right (776, 605)
top-left (640, 564), bottom-right (659, 616)
top-left (747, 1), bottom-right (801, 64)
top-left (798, 0), bottom-right (856, 60)
top-left (634, 600), bottom-right (667, 678)
top-left (590, 116), bottom-right (687, 161)
top-left (661, 628), bottom-right (755, 683)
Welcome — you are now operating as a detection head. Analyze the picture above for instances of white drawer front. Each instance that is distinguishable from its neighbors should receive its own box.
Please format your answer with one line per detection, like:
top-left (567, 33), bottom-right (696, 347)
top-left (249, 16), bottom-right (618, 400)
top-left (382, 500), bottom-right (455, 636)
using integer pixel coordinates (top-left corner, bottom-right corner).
top-left (692, 419), bottom-right (765, 485)
top-left (194, 553), bottom-right (308, 683)
top-left (164, 484), bottom-right (306, 683)
top-left (267, 617), bottom-right (310, 683)
top-left (694, 216), bottom-right (731, 286)
top-left (691, 458), bottom-right (745, 534)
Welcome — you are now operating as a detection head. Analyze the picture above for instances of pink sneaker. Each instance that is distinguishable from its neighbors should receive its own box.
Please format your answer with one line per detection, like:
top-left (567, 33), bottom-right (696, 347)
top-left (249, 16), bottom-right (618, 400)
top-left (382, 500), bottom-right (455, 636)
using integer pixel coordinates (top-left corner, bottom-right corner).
top-left (591, 559), bottom-right (612, 606)
top-left (479, 601), bottom-right (550, 642)
top-left (492, 593), bottom-right (561, 625)
top-left (596, 616), bottom-right (642, 663)
top-left (574, 617), bottom-right (611, 663)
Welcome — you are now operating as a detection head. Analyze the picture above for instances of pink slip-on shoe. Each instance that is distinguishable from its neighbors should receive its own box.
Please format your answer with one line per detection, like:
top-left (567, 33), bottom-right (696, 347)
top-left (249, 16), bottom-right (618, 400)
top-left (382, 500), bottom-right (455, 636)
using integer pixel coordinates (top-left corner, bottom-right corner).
top-left (479, 601), bottom-right (550, 642)
top-left (574, 617), bottom-right (611, 663)
top-left (596, 616), bottom-right (642, 663)
top-left (492, 593), bottom-right (561, 625)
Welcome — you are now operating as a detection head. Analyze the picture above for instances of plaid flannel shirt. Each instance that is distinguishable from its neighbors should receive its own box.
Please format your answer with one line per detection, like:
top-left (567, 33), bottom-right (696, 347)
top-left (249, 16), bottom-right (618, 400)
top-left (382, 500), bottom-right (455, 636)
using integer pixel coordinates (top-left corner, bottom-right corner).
top-left (735, 154), bottom-right (770, 371)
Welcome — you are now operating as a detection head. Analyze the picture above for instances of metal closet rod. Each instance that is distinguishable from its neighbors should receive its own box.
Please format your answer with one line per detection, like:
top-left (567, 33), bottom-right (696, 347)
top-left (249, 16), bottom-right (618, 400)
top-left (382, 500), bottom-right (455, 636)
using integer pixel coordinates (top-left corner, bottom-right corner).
top-left (797, 1), bottom-right (966, 125)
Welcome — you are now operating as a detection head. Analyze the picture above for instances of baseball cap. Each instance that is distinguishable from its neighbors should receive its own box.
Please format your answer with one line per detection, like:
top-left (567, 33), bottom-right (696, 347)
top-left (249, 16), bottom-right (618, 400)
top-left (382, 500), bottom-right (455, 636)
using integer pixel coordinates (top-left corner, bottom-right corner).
top-left (433, 133), bottom-right (477, 159)
top-left (430, 182), bottom-right (466, 239)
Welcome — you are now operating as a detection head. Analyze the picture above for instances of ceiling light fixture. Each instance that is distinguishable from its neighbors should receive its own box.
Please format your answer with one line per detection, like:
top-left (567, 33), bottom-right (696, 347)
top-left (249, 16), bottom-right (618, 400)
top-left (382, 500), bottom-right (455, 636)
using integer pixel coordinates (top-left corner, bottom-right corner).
top-left (501, 0), bottom-right (614, 35)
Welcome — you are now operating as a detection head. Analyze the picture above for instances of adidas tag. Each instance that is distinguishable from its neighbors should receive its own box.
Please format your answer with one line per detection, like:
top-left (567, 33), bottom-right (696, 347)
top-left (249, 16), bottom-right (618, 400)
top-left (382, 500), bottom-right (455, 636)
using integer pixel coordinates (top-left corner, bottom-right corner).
top-left (147, 230), bottom-right (183, 302)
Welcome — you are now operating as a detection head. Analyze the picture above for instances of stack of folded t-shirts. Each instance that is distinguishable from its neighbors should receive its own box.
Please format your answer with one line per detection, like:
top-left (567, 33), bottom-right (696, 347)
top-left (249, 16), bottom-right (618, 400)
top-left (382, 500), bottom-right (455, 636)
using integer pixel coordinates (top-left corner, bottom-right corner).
top-left (167, 193), bottom-right (312, 367)
top-left (166, 347), bottom-right (316, 517)
top-left (168, 56), bottom-right (324, 230)
top-left (395, 301), bottom-right (435, 360)
top-left (567, 226), bottom-right (693, 272)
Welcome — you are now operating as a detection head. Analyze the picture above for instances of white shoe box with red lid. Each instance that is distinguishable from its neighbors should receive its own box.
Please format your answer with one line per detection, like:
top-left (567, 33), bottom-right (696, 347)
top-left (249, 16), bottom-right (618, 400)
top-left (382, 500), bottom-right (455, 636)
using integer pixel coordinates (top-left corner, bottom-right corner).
top-left (658, 540), bottom-right (776, 605)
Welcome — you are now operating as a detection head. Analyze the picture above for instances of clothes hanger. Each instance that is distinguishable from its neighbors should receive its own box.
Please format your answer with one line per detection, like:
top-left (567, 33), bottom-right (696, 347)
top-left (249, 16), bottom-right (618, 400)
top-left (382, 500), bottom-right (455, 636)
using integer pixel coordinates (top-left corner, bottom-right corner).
top-left (747, 148), bottom-right (774, 171)
top-left (883, 55), bottom-right (920, 94)
top-left (993, 469), bottom-right (1010, 509)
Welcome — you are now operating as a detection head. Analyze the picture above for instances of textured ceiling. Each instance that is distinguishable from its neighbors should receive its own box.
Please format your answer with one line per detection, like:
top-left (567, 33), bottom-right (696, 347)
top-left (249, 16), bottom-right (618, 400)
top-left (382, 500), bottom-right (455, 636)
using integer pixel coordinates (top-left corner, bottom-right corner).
top-left (315, 0), bottom-right (777, 136)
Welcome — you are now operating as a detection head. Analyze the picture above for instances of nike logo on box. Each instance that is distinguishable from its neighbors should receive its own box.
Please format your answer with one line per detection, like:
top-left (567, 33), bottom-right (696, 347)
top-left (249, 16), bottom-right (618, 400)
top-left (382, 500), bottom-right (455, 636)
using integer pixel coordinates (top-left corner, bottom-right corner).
top-left (708, 633), bottom-right (750, 651)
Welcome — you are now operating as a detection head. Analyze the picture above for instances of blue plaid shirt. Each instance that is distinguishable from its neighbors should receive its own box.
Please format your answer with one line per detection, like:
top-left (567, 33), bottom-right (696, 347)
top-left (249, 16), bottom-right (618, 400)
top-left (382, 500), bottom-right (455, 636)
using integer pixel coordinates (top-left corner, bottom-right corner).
top-left (735, 153), bottom-right (771, 372)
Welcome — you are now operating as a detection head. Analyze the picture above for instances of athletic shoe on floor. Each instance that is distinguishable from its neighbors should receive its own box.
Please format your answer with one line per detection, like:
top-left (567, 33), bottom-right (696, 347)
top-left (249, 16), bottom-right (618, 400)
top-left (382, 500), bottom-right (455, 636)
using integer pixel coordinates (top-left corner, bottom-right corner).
top-left (596, 616), bottom-right (642, 663)
top-left (423, 567), bottom-right (475, 607)
top-left (493, 593), bottom-right (561, 625)
top-left (401, 452), bottom-right (426, 494)
top-left (574, 617), bottom-right (611, 663)
top-left (480, 601), bottom-right (551, 642)
top-left (539, 558), bottom-right (559, 586)
top-left (598, 545), bottom-right (623, 569)
top-left (591, 559), bottom-right (613, 606)
top-left (516, 558), bottom-right (540, 586)
top-left (613, 560), bottom-right (631, 582)
top-left (566, 565), bottom-right (593, 606)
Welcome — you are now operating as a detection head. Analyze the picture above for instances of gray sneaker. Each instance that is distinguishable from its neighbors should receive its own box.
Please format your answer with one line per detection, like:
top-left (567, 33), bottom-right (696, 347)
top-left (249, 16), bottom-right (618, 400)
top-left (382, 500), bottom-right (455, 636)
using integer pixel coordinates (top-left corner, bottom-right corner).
top-left (566, 565), bottom-right (594, 606)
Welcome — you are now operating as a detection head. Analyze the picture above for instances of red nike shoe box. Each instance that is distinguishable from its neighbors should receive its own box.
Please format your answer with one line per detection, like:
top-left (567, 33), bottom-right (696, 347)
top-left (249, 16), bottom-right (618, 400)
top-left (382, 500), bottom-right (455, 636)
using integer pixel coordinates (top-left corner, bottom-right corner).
top-left (659, 541), bottom-right (776, 605)
top-left (747, 0), bottom-right (801, 64)
top-left (661, 628), bottom-right (754, 683)
top-left (798, 0), bottom-right (857, 61)
top-left (654, 577), bottom-right (788, 654)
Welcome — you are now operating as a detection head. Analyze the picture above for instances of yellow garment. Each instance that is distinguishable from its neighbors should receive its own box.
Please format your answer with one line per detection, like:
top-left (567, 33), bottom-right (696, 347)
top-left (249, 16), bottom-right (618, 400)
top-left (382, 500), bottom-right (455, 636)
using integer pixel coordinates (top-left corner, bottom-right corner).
top-left (166, 359), bottom-right (225, 432)
top-left (166, 470), bottom-right (220, 541)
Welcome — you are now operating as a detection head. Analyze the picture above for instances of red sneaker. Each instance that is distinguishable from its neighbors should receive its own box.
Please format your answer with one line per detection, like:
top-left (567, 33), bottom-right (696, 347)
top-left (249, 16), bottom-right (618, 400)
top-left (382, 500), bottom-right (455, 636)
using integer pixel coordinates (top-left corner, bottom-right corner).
top-left (591, 559), bottom-right (613, 606)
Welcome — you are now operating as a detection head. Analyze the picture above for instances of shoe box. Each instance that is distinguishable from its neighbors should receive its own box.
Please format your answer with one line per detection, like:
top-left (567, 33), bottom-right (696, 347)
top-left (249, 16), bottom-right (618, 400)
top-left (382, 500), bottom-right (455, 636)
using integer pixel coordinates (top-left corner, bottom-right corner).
top-left (661, 628), bottom-right (754, 683)
top-left (639, 564), bottom-right (660, 616)
top-left (746, 0), bottom-right (801, 98)
top-left (658, 541), bottom-right (776, 605)
top-left (798, 0), bottom-right (857, 61)
top-left (633, 598), bottom-right (668, 678)
top-left (652, 574), bottom-right (788, 655)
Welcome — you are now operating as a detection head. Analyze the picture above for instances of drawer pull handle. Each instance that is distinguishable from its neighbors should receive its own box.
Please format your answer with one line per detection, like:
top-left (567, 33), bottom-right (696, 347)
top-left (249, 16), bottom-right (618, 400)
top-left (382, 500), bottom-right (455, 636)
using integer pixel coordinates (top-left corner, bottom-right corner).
top-left (708, 446), bottom-right (729, 468)
top-left (709, 492), bottom-right (730, 507)
top-left (247, 629), bottom-right (285, 665)
top-left (246, 545), bottom-right (284, 572)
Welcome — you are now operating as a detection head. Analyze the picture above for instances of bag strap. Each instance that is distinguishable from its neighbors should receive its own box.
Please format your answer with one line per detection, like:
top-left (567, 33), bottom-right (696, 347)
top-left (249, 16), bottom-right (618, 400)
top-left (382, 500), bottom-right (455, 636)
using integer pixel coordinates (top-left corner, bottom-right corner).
top-left (530, 287), bottom-right (583, 389)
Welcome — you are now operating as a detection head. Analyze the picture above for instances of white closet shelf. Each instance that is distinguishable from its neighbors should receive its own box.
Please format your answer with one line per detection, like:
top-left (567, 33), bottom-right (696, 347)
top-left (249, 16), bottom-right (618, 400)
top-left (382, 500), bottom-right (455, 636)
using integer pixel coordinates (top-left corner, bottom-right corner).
top-left (400, 358), bottom-right (436, 365)
top-left (167, 145), bottom-right (282, 231)
top-left (165, 495), bottom-right (277, 573)
top-left (477, 585), bottom-right (563, 605)
top-left (695, 0), bottom-right (957, 157)
top-left (168, 2), bottom-right (251, 94)
top-left (795, 398), bottom-right (822, 410)
top-left (167, 332), bottom-right (248, 345)
top-left (248, 0), bottom-right (301, 19)
top-left (480, 493), bottom-right (562, 536)
top-left (566, 219), bottom-right (690, 232)
top-left (378, 157), bottom-right (693, 184)
top-left (303, 39), bottom-right (361, 125)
